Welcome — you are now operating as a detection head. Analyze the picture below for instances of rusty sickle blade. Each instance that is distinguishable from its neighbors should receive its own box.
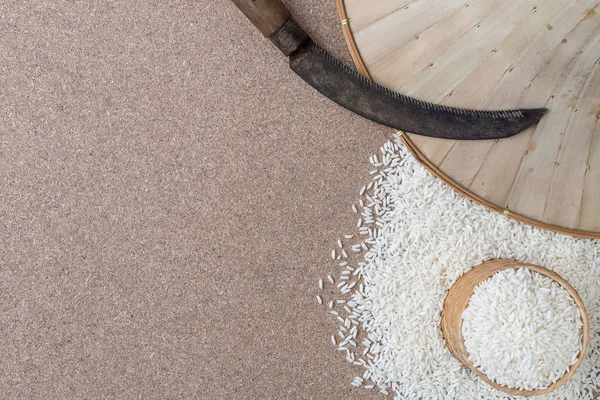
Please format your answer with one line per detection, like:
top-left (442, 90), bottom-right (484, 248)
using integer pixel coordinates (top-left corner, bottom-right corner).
top-left (290, 40), bottom-right (547, 140)
top-left (268, 20), bottom-right (547, 140)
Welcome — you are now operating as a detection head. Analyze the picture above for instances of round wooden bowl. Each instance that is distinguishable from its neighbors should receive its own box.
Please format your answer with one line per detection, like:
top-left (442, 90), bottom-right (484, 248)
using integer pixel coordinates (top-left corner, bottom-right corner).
top-left (441, 259), bottom-right (590, 397)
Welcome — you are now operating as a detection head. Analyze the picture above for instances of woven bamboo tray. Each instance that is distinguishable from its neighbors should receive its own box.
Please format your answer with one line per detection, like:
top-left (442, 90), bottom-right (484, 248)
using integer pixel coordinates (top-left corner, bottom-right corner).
top-left (336, 0), bottom-right (600, 238)
top-left (441, 259), bottom-right (590, 396)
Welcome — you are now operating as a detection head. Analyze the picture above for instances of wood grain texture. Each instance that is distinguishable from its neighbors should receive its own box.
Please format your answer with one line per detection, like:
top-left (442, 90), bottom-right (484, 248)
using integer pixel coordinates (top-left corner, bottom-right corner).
top-left (580, 119), bottom-right (600, 231)
top-left (469, 17), bottom-right (600, 206)
top-left (543, 66), bottom-right (600, 226)
top-left (441, 259), bottom-right (590, 397)
top-left (339, 0), bottom-right (600, 237)
top-left (231, 0), bottom-right (291, 37)
top-left (507, 31), bottom-right (600, 224)
top-left (336, 0), bottom-right (372, 78)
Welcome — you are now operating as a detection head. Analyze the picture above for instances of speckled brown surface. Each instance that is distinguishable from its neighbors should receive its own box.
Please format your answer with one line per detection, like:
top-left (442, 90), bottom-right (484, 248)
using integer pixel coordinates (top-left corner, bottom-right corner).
top-left (0, 0), bottom-right (387, 398)
top-left (5, 2), bottom-right (595, 399)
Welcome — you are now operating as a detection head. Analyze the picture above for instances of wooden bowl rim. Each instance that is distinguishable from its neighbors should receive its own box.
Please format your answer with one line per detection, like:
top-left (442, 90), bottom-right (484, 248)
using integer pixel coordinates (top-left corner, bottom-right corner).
top-left (441, 259), bottom-right (590, 397)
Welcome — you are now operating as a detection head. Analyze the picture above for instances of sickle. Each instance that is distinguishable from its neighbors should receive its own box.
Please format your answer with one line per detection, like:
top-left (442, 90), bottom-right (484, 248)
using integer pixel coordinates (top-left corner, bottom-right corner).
top-left (231, 0), bottom-right (548, 140)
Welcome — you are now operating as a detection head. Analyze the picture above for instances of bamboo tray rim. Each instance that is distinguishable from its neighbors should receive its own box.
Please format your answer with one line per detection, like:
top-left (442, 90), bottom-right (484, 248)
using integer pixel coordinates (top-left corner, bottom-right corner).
top-left (334, 0), bottom-right (600, 239)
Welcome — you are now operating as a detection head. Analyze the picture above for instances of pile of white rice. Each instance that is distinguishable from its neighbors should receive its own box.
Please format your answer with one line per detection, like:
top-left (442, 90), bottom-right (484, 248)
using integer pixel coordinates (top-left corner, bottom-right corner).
top-left (317, 137), bottom-right (600, 399)
top-left (462, 267), bottom-right (584, 391)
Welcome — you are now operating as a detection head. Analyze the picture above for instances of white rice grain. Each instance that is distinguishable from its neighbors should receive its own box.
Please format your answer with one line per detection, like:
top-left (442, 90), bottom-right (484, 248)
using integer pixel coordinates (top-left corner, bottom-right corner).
top-left (462, 268), bottom-right (583, 391)
top-left (323, 138), bottom-right (600, 400)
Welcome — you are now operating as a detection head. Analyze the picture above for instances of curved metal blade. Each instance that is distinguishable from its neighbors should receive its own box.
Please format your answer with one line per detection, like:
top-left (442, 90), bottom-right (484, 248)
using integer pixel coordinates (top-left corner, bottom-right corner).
top-left (289, 40), bottom-right (547, 140)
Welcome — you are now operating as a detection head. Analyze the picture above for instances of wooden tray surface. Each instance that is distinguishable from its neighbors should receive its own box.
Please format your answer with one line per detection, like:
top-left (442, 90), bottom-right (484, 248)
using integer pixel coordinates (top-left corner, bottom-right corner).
top-left (337, 0), bottom-right (600, 237)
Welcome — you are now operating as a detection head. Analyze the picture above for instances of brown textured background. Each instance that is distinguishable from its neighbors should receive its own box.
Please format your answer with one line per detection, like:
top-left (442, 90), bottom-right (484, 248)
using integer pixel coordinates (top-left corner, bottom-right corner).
top-left (1, 1), bottom-right (598, 399)
top-left (0, 0), bottom-right (387, 398)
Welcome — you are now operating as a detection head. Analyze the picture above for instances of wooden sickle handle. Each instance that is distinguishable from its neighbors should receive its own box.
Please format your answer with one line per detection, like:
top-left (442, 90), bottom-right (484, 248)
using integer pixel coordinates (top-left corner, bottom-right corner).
top-left (231, 0), bottom-right (291, 38)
